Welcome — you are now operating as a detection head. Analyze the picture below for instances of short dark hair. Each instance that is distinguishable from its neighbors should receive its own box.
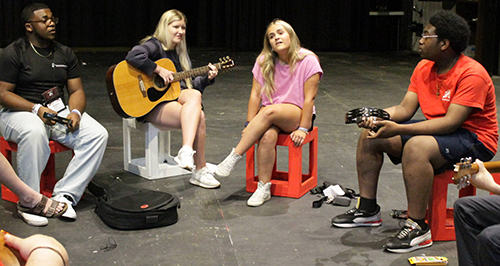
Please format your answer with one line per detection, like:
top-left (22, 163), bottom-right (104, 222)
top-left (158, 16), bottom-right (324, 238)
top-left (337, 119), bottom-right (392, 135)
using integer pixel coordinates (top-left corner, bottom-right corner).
top-left (429, 10), bottom-right (471, 54)
top-left (21, 3), bottom-right (49, 24)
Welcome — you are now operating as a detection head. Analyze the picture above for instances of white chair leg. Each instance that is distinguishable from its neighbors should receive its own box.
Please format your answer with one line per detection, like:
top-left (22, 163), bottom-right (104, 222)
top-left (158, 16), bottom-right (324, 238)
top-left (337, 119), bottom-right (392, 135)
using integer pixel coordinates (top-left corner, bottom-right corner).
top-left (123, 118), bottom-right (190, 180)
top-left (145, 122), bottom-right (160, 179)
top-left (123, 118), bottom-right (134, 172)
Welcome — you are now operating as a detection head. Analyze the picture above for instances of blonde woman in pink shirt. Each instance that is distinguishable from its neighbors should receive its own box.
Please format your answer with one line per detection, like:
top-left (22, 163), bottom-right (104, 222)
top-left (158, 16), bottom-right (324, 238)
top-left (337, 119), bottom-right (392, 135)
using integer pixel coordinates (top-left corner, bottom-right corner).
top-left (216, 19), bottom-right (323, 207)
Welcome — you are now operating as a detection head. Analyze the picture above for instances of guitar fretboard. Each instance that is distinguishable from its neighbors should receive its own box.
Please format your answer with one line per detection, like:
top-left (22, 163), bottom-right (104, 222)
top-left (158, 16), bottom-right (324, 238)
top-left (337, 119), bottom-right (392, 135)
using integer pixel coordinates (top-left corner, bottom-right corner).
top-left (172, 63), bottom-right (221, 82)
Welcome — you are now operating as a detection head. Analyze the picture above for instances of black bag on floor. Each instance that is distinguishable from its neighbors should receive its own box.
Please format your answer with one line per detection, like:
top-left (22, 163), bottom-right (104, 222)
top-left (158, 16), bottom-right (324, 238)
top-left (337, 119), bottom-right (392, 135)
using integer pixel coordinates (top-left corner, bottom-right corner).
top-left (88, 176), bottom-right (180, 230)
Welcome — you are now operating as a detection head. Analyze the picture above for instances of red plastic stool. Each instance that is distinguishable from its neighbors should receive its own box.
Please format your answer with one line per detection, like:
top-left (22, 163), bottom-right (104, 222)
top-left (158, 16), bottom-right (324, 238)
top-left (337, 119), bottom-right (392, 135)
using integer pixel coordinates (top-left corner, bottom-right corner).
top-left (245, 126), bottom-right (318, 198)
top-left (0, 137), bottom-right (73, 203)
top-left (425, 170), bottom-right (477, 241)
top-left (426, 170), bottom-right (500, 241)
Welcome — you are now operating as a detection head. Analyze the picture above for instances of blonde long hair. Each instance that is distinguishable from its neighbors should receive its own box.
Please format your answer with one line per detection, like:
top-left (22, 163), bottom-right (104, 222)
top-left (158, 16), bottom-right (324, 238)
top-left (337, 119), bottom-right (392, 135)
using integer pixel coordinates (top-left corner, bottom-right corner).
top-left (259, 19), bottom-right (307, 102)
top-left (141, 9), bottom-right (193, 88)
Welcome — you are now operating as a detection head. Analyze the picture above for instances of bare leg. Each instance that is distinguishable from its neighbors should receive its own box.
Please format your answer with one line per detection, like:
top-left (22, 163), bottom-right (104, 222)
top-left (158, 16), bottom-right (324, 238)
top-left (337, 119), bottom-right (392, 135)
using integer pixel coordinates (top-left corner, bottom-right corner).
top-left (234, 104), bottom-right (301, 155)
top-left (402, 136), bottom-right (447, 220)
top-left (145, 101), bottom-right (182, 129)
top-left (146, 94), bottom-right (208, 170)
top-left (256, 127), bottom-right (279, 183)
top-left (193, 111), bottom-right (207, 170)
top-left (0, 154), bottom-right (64, 213)
top-left (147, 90), bottom-right (202, 147)
top-left (356, 129), bottom-right (403, 199)
top-left (177, 89), bottom-right (203, 147)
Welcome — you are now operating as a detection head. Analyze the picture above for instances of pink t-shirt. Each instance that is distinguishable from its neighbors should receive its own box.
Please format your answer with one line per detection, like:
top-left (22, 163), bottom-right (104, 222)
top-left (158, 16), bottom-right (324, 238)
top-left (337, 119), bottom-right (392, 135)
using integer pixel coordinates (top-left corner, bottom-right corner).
top-left (252, 49), bottom-right (323, 109)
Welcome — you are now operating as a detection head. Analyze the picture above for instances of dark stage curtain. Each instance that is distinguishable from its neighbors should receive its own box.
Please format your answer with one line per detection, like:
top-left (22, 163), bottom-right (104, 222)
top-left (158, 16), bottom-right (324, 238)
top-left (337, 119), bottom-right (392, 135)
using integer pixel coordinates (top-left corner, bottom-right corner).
top-left (1, 0), bottom-right (399, 52)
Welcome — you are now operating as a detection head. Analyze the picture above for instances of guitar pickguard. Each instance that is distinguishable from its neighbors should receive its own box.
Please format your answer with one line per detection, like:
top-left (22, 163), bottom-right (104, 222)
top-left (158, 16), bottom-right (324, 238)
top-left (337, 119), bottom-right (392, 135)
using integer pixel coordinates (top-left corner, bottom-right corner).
top-left (147, 83), bottom-right (172, 102)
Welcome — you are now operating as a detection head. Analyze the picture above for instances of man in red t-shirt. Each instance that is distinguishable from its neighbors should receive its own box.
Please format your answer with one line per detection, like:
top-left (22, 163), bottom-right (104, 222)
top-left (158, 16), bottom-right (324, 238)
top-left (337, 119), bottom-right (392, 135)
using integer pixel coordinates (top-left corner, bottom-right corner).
top-left (332, 10), bottom-right (498, 254)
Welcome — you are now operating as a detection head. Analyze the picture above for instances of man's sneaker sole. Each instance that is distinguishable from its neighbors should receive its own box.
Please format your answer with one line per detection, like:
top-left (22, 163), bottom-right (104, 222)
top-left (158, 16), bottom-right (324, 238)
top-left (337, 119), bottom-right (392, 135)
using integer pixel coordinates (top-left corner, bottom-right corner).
top-left (332, 219), bottom-right (382, 228)
top-left (385, 240), bottom-right (433, 253)
top-left (385, 229), bottom-right (433, 253)
top-left (189, 177), bottom-right (220, 189)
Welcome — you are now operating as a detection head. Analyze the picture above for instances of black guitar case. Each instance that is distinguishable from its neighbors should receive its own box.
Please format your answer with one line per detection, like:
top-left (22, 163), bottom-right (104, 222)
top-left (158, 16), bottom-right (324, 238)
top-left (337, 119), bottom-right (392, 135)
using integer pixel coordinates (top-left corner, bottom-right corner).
top-left (88, 176), bottom-right (180, 230)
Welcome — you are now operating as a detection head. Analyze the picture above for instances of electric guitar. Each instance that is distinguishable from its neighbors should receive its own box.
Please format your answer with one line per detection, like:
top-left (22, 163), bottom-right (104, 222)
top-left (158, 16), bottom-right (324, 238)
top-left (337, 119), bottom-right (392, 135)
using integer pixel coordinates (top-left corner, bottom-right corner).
top-left (453, 158), bottom-right (500, 189)
top-left (106, 56), bottom-right (234, 118)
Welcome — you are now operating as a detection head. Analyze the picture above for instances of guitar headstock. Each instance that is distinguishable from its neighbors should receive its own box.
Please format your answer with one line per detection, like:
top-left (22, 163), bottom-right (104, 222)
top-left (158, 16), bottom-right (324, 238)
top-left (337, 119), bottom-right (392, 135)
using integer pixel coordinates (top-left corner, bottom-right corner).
top-left (217, 56), bottom-right (235, 71)
top-left (453, 157), bottom-right (478, 189)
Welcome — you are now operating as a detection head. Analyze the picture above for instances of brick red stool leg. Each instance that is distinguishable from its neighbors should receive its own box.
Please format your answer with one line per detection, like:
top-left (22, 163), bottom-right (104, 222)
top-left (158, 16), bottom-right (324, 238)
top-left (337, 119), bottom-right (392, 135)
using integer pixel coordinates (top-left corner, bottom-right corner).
top-left (0, 137), bottom-right (72, 203)
top-left (1, 137), bottom-right (20, 202)
top-left (245, 127), bottom-right (318, 199)
top-left (426, 170), bottom-right (476, 241)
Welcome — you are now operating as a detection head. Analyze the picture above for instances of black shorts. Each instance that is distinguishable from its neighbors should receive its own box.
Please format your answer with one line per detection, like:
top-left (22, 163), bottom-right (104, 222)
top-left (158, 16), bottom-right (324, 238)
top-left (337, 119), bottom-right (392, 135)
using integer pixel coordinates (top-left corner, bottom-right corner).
top-left (387, 120), bottom-right (494, 174)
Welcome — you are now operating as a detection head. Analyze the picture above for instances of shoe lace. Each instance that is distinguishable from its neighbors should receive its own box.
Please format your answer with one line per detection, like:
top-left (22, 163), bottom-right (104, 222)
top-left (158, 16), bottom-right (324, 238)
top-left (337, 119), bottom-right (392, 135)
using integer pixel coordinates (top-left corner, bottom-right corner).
top-left (200, 171), bottom-right (216, 182)
top-left (196, 167), bottom-right (208, 177)
top-left (251, 183), bottom-right (269, 199)
top-left (345, 207), bottom-right (358, 214)
top-left (180, 149), bottom-right (195, 159)
top-left (395, 219), bottom-right (419, 239)
top-left (221, 153), bottom-right (240, 171)
top-left (396, 226), bottom-right (412, 239)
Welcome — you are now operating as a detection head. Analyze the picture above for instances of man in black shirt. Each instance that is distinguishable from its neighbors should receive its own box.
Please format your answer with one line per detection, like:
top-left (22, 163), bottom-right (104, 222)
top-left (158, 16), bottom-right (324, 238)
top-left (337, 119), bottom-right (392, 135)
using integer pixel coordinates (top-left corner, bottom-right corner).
top-left (0, 3), bottom-right (108, 222)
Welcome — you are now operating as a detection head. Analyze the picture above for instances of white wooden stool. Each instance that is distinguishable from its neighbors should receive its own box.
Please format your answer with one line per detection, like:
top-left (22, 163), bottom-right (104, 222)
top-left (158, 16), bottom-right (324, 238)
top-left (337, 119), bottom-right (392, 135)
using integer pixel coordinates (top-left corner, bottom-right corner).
top-left (123, 118), bottom-right (190, 180)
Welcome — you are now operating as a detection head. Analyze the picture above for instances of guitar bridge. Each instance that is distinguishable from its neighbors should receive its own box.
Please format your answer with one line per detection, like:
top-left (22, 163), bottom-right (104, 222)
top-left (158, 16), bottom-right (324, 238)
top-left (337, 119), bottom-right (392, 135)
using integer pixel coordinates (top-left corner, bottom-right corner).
top-left (138, 75), bottom-right (147, 98)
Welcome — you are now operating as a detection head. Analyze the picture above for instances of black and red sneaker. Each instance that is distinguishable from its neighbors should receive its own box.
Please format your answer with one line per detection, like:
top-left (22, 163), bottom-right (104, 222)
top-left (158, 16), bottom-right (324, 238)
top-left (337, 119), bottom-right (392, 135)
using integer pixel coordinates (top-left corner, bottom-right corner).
top-left (384, 218), bottom-right (433, 253)
top-left (331, 205), bottom-right (382, 228)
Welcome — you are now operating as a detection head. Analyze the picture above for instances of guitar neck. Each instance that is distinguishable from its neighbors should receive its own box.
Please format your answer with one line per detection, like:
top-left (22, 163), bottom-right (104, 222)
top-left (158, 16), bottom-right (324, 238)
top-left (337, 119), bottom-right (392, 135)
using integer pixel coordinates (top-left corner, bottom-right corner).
top-left (482, 161), bottom-right (500, 173)
top-left (172, 63), bottom-right (221, 82)
top-left (468, 161), bottom-right (500, 175)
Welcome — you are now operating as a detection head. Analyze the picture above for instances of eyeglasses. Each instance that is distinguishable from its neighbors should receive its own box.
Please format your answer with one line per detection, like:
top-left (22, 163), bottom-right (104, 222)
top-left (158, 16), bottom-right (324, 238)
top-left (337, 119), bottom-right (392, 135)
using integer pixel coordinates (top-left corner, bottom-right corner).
top-left (28, 16), bottom-right (59, 25)
top-left (421, 34), bottom-right (438, 39)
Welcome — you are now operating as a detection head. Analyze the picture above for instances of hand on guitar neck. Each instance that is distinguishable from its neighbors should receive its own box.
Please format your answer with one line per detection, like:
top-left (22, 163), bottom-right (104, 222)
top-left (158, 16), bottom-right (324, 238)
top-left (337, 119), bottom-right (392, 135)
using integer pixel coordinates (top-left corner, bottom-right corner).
top-left (155, 63), bottom-right (219, 85)
top-left (453, 158), bottom-right (500, 193)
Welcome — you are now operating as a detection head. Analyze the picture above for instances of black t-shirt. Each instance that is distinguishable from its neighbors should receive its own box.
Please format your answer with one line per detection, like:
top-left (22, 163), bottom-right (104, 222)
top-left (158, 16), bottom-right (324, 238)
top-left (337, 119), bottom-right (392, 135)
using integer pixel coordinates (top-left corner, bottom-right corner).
top-left (0, 36), bottom-right (80, 104)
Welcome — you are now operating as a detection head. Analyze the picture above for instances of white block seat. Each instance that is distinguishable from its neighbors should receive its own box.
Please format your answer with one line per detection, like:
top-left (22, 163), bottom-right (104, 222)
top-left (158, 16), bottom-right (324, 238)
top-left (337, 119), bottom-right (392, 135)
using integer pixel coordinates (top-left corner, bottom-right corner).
top-left (123, 118), bottom-right (190, 180)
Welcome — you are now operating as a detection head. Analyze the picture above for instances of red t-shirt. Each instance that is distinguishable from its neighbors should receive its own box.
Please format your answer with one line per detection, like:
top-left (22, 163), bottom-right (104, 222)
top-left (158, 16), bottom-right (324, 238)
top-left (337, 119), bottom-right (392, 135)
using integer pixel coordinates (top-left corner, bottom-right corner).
top-left (408, 54), bottom-right (498, 154)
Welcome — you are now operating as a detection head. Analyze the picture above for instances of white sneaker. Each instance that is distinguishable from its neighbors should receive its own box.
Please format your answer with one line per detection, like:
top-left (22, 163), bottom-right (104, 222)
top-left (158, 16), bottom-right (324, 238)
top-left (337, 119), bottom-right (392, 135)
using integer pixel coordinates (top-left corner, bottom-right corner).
top-left (174, 146), bottom-right (196, 170)
top-left (215, 148), bottom-right (242, 177)
top-left (53, 194), bottom-right (76, 220)
top-left (190, 167), bottom-right (221, 189)
top-left (247, 181), bottom-right (272, 207)
top-left (17, 211), bottom-right (48, 226)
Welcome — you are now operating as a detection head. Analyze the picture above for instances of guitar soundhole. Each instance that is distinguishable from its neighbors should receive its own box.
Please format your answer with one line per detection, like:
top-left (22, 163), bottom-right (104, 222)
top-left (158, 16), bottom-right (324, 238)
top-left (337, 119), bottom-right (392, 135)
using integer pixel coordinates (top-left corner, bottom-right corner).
top-left (147, 83), bottom-right (171, 102)
top-left (153, 75), bottom-right (165, 88)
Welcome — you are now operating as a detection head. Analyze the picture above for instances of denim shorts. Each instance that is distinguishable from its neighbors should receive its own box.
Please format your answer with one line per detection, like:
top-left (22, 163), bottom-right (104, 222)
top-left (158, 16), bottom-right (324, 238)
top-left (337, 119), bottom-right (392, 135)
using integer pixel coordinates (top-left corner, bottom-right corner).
top-left (387, 120), bottom-right (494, 174)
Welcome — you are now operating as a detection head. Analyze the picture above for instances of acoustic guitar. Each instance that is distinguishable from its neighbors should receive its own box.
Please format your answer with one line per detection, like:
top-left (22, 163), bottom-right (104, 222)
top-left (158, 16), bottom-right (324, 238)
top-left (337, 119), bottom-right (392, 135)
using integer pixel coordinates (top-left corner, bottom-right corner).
top-left (106, 56), bottom-right (234, 118)
top-left (453, 158), bottom-right (500, 189)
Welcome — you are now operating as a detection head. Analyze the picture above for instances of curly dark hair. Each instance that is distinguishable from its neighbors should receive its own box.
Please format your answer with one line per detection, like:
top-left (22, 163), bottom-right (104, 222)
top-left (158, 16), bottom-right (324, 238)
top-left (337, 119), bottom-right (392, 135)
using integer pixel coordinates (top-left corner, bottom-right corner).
top-left (21, 3), bottom-right (49, 24)
top-left (429, 10), bottom-right (471, 54)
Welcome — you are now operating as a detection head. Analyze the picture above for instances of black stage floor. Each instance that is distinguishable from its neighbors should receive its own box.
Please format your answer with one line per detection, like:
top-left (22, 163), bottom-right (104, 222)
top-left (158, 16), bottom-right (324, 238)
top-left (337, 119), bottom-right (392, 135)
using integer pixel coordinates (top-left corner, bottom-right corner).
top-left (1, 49), bottom-right (499, 266)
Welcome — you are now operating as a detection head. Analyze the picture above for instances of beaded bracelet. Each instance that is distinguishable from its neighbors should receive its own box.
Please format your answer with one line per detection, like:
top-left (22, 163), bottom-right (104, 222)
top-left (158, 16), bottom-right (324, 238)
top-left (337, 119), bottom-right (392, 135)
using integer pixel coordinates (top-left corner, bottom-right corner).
top-left (29, 246), bottom-right (67, 266)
